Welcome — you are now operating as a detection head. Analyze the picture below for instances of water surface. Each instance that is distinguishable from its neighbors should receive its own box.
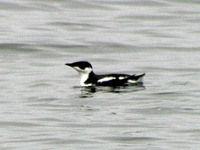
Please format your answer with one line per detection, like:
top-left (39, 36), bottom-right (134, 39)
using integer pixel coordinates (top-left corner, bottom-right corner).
top-left (0, 0), bottom-right (200, 149)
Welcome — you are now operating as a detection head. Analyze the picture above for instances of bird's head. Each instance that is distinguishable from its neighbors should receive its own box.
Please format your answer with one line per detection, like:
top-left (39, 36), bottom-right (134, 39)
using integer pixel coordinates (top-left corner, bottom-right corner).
top-left (65, 61), bottom-right (93, 74)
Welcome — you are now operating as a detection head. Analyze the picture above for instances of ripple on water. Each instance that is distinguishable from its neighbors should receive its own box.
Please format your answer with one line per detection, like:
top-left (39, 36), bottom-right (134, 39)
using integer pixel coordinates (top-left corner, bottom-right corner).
top-left (0, 1), bottom-right (36, 11)
top-left (1, 43), bottom-right (42, 52)
top-left (101, 136), bottom-right (162, 143)
top-left (0, 121), bottom-right (41, 127)
top-left (126, 107), bottom-right (183, 115)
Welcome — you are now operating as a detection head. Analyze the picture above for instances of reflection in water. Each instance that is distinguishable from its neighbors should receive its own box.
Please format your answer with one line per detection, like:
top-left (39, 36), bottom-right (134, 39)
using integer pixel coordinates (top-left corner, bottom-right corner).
top-left (75, 84), bottom-right (145, 98)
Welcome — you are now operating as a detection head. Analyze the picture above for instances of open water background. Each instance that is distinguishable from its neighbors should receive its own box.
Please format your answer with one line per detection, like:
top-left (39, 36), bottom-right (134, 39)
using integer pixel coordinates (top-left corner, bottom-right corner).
top-left (0, 0), bottom-right (200, 149)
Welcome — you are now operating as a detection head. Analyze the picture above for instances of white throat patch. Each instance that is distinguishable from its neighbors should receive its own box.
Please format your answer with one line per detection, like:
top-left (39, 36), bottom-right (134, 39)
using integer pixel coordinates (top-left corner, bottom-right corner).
top-left (72, 66), bottom-right (92, 86)
top-left (73, 67), bottom-right (92, 86)
top-left (79, 73), bottom-right (90, 86)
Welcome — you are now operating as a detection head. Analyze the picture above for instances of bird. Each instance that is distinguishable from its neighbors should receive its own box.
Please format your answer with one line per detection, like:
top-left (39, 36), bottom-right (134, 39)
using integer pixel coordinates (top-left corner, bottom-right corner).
top-left (65, 61), bottom-right (145, 87)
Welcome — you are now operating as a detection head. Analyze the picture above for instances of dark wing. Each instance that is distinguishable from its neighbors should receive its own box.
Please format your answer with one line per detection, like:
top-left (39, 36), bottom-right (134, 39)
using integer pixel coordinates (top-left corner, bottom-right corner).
top-left (96, 74), bottom-right (130, 86)
top-left (96, 73), bottom-right (145, 86)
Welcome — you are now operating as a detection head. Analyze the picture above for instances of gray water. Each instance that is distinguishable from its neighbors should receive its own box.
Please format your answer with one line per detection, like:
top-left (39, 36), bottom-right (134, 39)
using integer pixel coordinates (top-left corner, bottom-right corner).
top-left (0, 0), bottom-right (200, 149)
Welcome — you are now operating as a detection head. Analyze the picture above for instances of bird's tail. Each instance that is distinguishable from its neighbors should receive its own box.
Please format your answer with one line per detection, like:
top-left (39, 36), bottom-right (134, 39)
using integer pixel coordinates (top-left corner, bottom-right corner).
top-left (136, 73), bottom-right (145, 79)
top-left (127, 73), bottom-right (145, 83)
top-left (136, 73), bottom-right (145, 82)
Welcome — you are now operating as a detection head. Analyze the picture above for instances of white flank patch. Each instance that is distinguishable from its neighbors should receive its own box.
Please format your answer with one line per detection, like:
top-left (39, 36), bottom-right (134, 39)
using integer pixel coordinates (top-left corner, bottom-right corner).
top-left (119, 76), bottom-right (126, 80)
top-left (98, 77), bottom-right (115, 83)
top-left (127, 79), bottom-right (137, 83)
top-left (128, 76), bottom-right (143, 83)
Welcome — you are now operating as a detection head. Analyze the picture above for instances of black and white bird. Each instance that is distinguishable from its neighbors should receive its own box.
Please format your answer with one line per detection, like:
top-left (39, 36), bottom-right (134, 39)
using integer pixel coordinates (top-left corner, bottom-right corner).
top-left (65, 61), bottom-right (145, 87)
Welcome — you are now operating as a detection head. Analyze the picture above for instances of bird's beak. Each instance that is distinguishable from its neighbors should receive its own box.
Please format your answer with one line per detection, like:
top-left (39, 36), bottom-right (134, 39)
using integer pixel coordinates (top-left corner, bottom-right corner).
top-left (65, 63), bottom-right (72, 67)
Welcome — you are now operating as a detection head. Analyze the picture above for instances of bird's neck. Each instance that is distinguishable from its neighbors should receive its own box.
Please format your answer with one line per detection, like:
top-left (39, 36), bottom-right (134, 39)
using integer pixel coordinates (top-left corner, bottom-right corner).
top-left (79, 71), bottom-right (95, 86)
